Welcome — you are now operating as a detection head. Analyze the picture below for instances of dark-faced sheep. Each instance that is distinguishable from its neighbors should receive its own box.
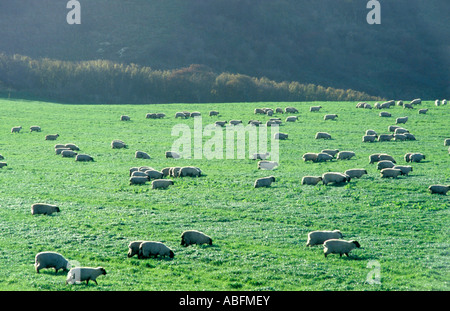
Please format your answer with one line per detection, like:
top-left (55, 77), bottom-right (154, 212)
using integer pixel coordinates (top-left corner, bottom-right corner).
top-left (428, 185), bottom-right (449, 195)
top-left (181, 230), bottom-right (213, 246)
top-left (324, 239), bottom-right (361, 258)
top-left (31, 203), bottom-right (60, 216)
top-left (138, 241), bottom-right (174, 259)
top-left (45, 134), bottom-right (59, 141)
top-left (254, 176), bottom-right (276, 188)
top-left (35, 251), bottom-right (70, 274)
top-left (66, 267), bottom-right (107, 285)
top-left (321, 172), bottom-right (351, 185)
top-left (315, 132), bottom-right (331, 140)
top-left (306, 230), bottom-right (343, 246)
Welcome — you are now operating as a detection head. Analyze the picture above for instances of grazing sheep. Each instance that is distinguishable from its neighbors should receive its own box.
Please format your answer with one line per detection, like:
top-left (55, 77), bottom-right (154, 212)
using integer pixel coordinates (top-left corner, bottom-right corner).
top-left (316, 152), bottom-right (334, 162)
top-left (61, 150), bottom-right (77, 158)
top-left (362, 135), bottom-right (377, 142)
top-left (306, 230), bottom-right (343, 246)
top-left (396, 117), bottom-right (408, 124)
top-left (254, 176), bottom-right (276, 188)
top-left (215, 121), bottom-right (228, 127)
top-left (145, 169), bottom-right (164, 179)
top-left (178, 166), bottom-right (202, 177)
top-left (378, 134), bottom-right (393, 142)
top-left (75, 154), bottom-right (94, 162)
top-left (321, 149), bottom-right (339, 157)
top-left (209, 110), bottom-right (219, 116)
top-left (161, 167), bottom-right (172, 176)
top-left (396, 100), bottom-right (403, 106)
top-left (265, 109), bottom-right (274, 116)
top-left (337, 151), bottom-right (356, 160)
top-left (251, 152), bottom-right (270, 160)
top-left (365, 130), bottom-right (378, 137)
top-left (388, 125), bottom-right (400, 132)
top-left (410, 98), bottom-right (421, 105)
top-left (0, 162), bottom-right (7, 169)
top-left (131, 171), bottom-right (147, 177)
top-left (127, 241), bottom-right (144, 257)
top-left (356, 102), bottom-right (366, 108)
top-left (64, 143), bottom-right (80, 151)
top-left (266, 120), bottom-right (280, 127)
top-left (394, 128), bottom-right (409, 134)
top-left (169, 167), bottom-right (182, 177)
top-left (393, 165), bottom-right (413, 176)
top-left (315, 132), bottom-right (331, 140)
top-left (374, 102), bottom-right (381, 109)
top-left (275, 107), bottom-right (284, 113)
top-left (321, 172), bottom-right (351, 185)
top-left (442, 99), bottom-right (447, 105)
top-left (418, 109), bottom-right (428, 114)
top-left (30, 126), bottom-right (41, 132)
top-left (248, 120), bottom-right (262, 126)
top-left (55, 147), bottom-right (71, 155)
top-left (323, 239), bottom-right (361, 258)
top-left (35, 251), bottom-right (70, 274)
top-left (0, 154), bottom-right (4, 160)
top-left (165, 151), bottom-right (181, 159)
top-left (344, 169), bottom-right (368, 179)
top-left (66, 267), bottom-right (107, 285)
top-left (135, 151), bottom-right (151, 159)
top-left (444, 139), bottom-right (450, 146)
top-left (45, 134), bottom-right (59, 141)
top-left (404, 153), bottom-right (413, 162)
top-left (156, 113), bottom-right (166, 119)
top-left (11, 126), bottom-right (22, 133)
top-left (403, 103), bottom-right (414, 109)
top-left (379, 111), bottom-right (391, 117)
top-left (285, 116), bottom-right (298, 122)
top-left (428, 185), bottom-right (449, 195)
top-left (377, 160), bottom-right (395, 170)
top-left (254, 108), bottom-right (265, 114)
top-left (229, 120), bottom-right (243, 125)
top-left (111, 139), bottom-right (127, 149)
top-left (129, 176), bottom-right (149, 185)
top-left (302, 153), bottom-right (318, 162)
top-left (190, 112), bottom-right (201, 117)
top-left (285, 107), bottom-right (298, 113)
top-left (363, 103), bottom-right (372, 109)
top-left (369, 153), bottom-right (381, 164)
top-left (181, 230), bottom-right (213, 246)
top-left (120, 115), bottom-right (130, 121)
top-left (151, 179), bottom-right (174, 189)
top-left (310, 106), bottom-right (322, 112)
top-left (394, 134), bottom-right (407, 141)
top-left (146, 113), bottom-right (157, 119)
top-left (274, 132), bottom-right (288, 140)
top-left (175, 112), bottom-right (187, 118)
top-left (409, 153), bottom-right (426, 163)
top-left (257, 161), bottom-right (279, 170)
top-left (404, 133), bottom-right (416, 141)
top-left (31, 203), bottom-right (60, 216)
top-left (379, 154), bottom-right (396, 163)
top-left (324, 114), bottom-right (338, 120)
top-left (380, 168), bottom-right (402, 178)
top-left (138, 241), bottom-right (174, 259)
top-left (301, 176), bottom-right (322, 185)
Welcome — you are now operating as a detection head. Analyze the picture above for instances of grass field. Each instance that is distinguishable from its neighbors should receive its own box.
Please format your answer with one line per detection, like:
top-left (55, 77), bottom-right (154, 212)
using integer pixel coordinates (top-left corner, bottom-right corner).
top-left (0, 98), bottom-right (448, 291)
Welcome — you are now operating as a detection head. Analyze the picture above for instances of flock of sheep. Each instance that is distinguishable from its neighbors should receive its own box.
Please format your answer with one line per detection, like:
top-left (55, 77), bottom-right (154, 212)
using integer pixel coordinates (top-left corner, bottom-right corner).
top-left (1, 98), bottom-right (448, 287)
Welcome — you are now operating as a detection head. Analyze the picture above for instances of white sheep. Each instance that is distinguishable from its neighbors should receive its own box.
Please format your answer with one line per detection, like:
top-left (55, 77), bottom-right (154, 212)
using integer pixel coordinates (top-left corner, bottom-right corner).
top-left (35, 251), bottom-right (70, 274)
top-left (316, 153), bottom-right (334, 162)
top-left (344, 169), bottom-right (368, 179)
top-left (66, 267), bottom-right (107, 285)
top-left (179, 166), bottom-right (202, 177)
top-left (315, 132), bottom-right (331, 140)
top-left (418, 109), bottom-right (428, 114)
top-left (302, 153), bottom-right (318, 162)
top-left (111, 139), bottom-right (127, 149)
top-left (301, 176), bottom-right (322, 185)
top-left (321, 149), bottom-right (339, 157)
top-left (337, 151), bottom-right (355, 160)
top-left (11, 126), bottom-right (22, 133)
top-left (209, 110), bottom-right (219, 116)
top-left (323, 239), bottom-right (361, 258)
top-left (75, 154), bottom-right (94, 162)
top-left (61, 150), bottom-right (78, 158)
top-left (30, 126), bottom-right (41, 132)
top-left (145, 169), bottom-right (164, 179)
top-left (64, 143), bottom-right (80, 151)
top-left (396, 100), bottom-right (403, 106)
top-left (55, 147), bottom-right (71, 155)
top-left (127, 241), bottom-right (145, 257)
top-left (410, 98), bottom-right (421, 105)
top-left (45, 134), bottom-right (59, 140)
top-left (396, 117), bottom-right (408, 124)
top-left (378, 134), bottom-right (393, 142)
top-left (151, 179), bottom-right (174, 189)
top-left (365, 130), bottom-right (378, 137)
top-left (388, 125), bottom-right (400, 132)
top-left (215, 121), bottom-right (228, 127)
top-left (380, 168), bottom-right (402, 178)
top-left (321, 172), bottom-right (351, 185)
top-left (379, 111), bottom-right (391, 117)
top-left (251, 152), bottom-right (270, 160)
top-left (257, 161), bottom-right (279, 170)
top-left (394, 134), bottom-right (407, 141)
top-left (369, 153), bottom-right (381, 164)
top-left (324, 114), bottom-right (338, 120)
top-left (362, 135), bottom-right (377, 142)
top-left (442, 99), bottom-right (447, 105)
top-left (379, 154), bottom-right (396, 163)
top-left (129, 176), bottom-right (149, 185)
top-left (165, 151), bottom-right (181, 159)
top-left (403, 103), bottom-right (414, 109)
top-left (428, 185), bottom-right (449, 195)
top-left (274, 132), bottom-right (288, 140)
top-left (135, 151), bottom-right (151, 159)
top-left (0, 162), bottom-right (8, 169)
top-left (310, 106), bottom-right (322, 112)
top-left (444, 139), bottom-right (450, 146)
top-left (285, 107), bottom-right (298, 113)
top-left (120, 115), bottom-right (130, 121)
top-left (175, 112), bottom-right (188, 118)
top-left (377, 160), bottom-right (395, 170)
top-left (409, 153), bottom-right (425, 163)
top-left (254, 108), bottom-right (265, 114)
top-left (229, 120), bottom-right (243, 125)
top-left (394, 128), bottom-right (409, 134)
top-left (393, 165), bottom-right (413, 176)
top-left (131, 171), bottom-right (147, 177)
top-left (306, 230), bottom-right (343, 246)
top-left (190, 112), bottom-right (201, 117)
top-left (181, 230), bottom-right (213, 246)
top-left (170, 167), bottom-right (182, 177)
top-left (138, 241), bottom-right (174, 259)
top-left (254, 176), bottom-right (276, 188)
top-left (31, 203), bottom-right (60, 216)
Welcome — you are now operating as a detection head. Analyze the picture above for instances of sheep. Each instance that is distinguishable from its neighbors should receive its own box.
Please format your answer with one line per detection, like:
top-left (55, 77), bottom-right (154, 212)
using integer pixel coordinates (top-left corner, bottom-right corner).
top-left (111, 139), bottom-right (127, 149)
top-left (316, 153), bottom-right (334, 162)
top-left (404, 133), bottom-right (416, 141)
top-left (151, 179), bottom-right (174, 189)
top-left (181, 230), bottom-right (213, 246)
top-left (363, 103), bottom-right (372, 109)
top-left (428, 185), bottom-right (449, 195)
top-left (324, 114), bottom-right (338, 120)
top-left (129, 176), bottom-right (149, 185)
top-left (378, 134), bottom-right (393, 142)
top-left (442, 99), bottom-right (447, 105)
top-left (30, 126), bottom-right (41, 132)
top-left (356, 102), bottom-right (366, 108)
top-left (275, 107), bottom-right (284, 114)
top-left (365, 130), bottom-right (378, 137)
top-left (0, 162), bottom-right (7, 169)
top-left (379, 111), bottom-right (391, 117)
top-left (418, 109), bottom-right (428, 114)
top-left (11, 126), bottom-right (22, 133)
top-left (377, 160), bottom-right (395, 170)
top-left (310, 106), bottom-right (322, 112)
top-left (178, 166), bottom-right (202, 177)
top-left (388, 125), bottom-right (400, 132)
top-left (274, 132), bottom-right (288, 140)
top-left (120, 115), bottom-right (130, 121)
top-left (323, 239), bottom-right (361, 258)
top-left (190, 111), bottom-right (201, 117)
top-left (229, 120), bottom-right (243, 125)
top-left (248, 120), bottom-right (262, 126)
top-left (251, 152), bottom-right (270, 160)
top-left (409, 153), bottom-right (426, 163)
top-left (301, 176), bottom-right (322, 185)
top-left (66, 267), bottom-right (107, 285)
top-left (161, 167), bottom-right (172, 176)
top-left (379, 154), bottom-right (396, 163)
top-left (146, 113), bottom-right (157, 119)
top-left (55, 147), bottom-right (71, 155)
top-left (315, 132), bottom-right (331, 140)
top-left (254, 108), bottom-right (265, 114)
top-left (374, 102), bottom-right (381, 109)
top-left (394, 127), bottom-right (409, 134)
top-left (135, 151), bottom-right (151, 159)
top-left (127, 241), bottom-right (144, 257)
top-left (131, 171), bottom-right (147, 177)
top-left (65, 143), bottom-right (80, 151)
top-left (396, 117), bottom-right (408, 124)
top-left (302, 153), bottom-right (318, 162)
top-left (45, 134), bottom-right (59, 141)
top-left (403, 103), bottom-right (414, 109)
top-left (394, 134), bottom-right (407, 141)
top-left (138, 241), bottom-right (174, 259)
top-left (266, 120), bottom-right (280, 127)
top-left (156, 113), bottom-right (165, 119)
top-left (393, 165), bottom-right (413, 176)
top-left (410, 98), bottom-right (421, 105)
top-left (169, 167), bottom-right (182, 177)
top-left (380, 168), bottom-right (402, 178)
top-left (254, 176), bottom-right (276, 188)
top-left (165, 151), bottom-right (181, 159)
top-left (362, 135), bottom-right (377, 143)
top-left (31, 203), bottom-right (60, 216)
top-left (321, 149), bottom-right (339, 157)
top-left (285, 107), bottom-right (298, 113)
top-left (215, 121), bottom-right (228, 127)
top-left (321, 172), bottom-right (351, 185)
top-left (145, 169), bottom-right (164, 179)
top-left (285, 116), bottom-right (298, 122)
top-left (444, 139), bottom-right (450, 146)
top-left (336, 151), bottom-right (355, 160)
top-left (344, 169), bottom-right (368, 179)
top-left (265, 109), bottom-right (274, 116)
top-left (306, 230), bottom-right (343, 246)
top-left (0, 154), bottom-right (4, 160)
top-left (209, 110), bottom-right (219, 116)
top-left (35, 251), bottom-right (70, 274)
top-left (175, 112), bottom-right (188, 118)
top-left (61, 150), bottom-right (78, 158)
top-left (257, 161), bottom-right (279, 170)
top-left (396, 100), bottom-right (403, 106)
top-left (75, 154), bottom-right (94, 162)
top-left (369, 153), bottom-right (381, 164)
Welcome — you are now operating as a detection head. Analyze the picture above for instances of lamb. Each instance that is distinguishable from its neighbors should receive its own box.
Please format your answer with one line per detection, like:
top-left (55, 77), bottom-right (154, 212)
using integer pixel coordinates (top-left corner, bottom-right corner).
top-left (30, 126), bottom-right (41, 132)
top-left (251, 152), bottom-right (270, 160)
top-left (396, 117), bottom-right (408, 124)
top-left (302, 153), bottom-right (318, 162)
top-left (380, 168), bottom-right (402, 178)
top-left (428, 185), bottom-right (449, 195)
top-left (409, 153), bottom-right (425, 163)
top-left (362, 135), bottom-right (377, 142)
top-left (35, 251), bottom-right (70, 274)
top-left (257, 161), bottom-right (279, 170)
top-left (65, 143), bottom-right (80, 151)
top-left (369, 153), bottom-right (381, 164)
top-left (181, 230), bottom-right (213, 246)
top-left (209, 110), bottom-right (219, 116)
top-left (111, 139), bottom-right (127, 149)
top-left (336, 151), bottom-right (356, 160)
top-left (120, 115), bottom-right (130, 121)
top-left (178, 166), bottom-right (202, 177)
top-left (145, 169), bottom-right (164, 179)
top-left (31, 203), bottom-right (60, 216)
top-left (165, 151), bottom-right (181, 159)
top-left (321, 172), bottom-right (351, 185)
top-left (138, 241), bottom-right (174, 259)
top-left (378, 154), bottom-right (396, 163)
top-left (315, 132), bottom-right (331, 140)
top-left (324, 114), bottom-right (338, 120)
top-left (254, 176), bottom-right (276, 188)
top-left (418, 109), bottom-right (428, 114)
top-left (316, 152), bottom-right (334, 162)
top-left (344, 169), bottom-right (368, 179)
top-left (75, 154), bottom-right (94, 162)
top-left (45, 134), bottom-right (59, 140)
top-left (378, 134), bottom-right (393, 142)
top-left (274, 132), bottom-right (288, 140)
top-left (129, 176), bottom-right (149, 185)
top-left (393, 165), bottom-right (413, 176)
top-left (135, 151), bottom-right (151, 159)
top-left (321, 149), bottom-right (339, 157)
top-left (379, 111), bottom-right (391, 117)
top-left (306, 230), bottom-right (343, 246)
top-left (0, 162), bottom-right (7, 169)
top-left (377, 160), bottom-right (395, 170)
top-left (11, 126), bottom-right (22, 133)
top-left (151, 179), bottom-right (174, 189)
top-left (61, 150), bottom-right (78, 158)
top-left (310, 106), bottom-right (322, 112)
top-left (323, 239), bottom-right (361, 258)
top-left (285, 116), bottom-right (298, 122)
top-left (285, 107), bottom-right (298, 113)
top-left (66, 267), bottom-right (107, 285)
top-left (301, 176), bottom-right (322, 185)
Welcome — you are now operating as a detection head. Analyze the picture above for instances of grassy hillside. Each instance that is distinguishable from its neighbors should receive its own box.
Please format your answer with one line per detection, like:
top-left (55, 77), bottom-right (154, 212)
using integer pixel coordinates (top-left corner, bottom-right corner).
top-left (0, 99), bottom-right (448, 291)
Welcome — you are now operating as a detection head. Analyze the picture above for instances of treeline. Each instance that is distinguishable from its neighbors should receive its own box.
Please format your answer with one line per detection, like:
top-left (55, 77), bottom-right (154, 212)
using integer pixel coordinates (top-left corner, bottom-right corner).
top-left (0, 54), bottom-right (381, 104)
